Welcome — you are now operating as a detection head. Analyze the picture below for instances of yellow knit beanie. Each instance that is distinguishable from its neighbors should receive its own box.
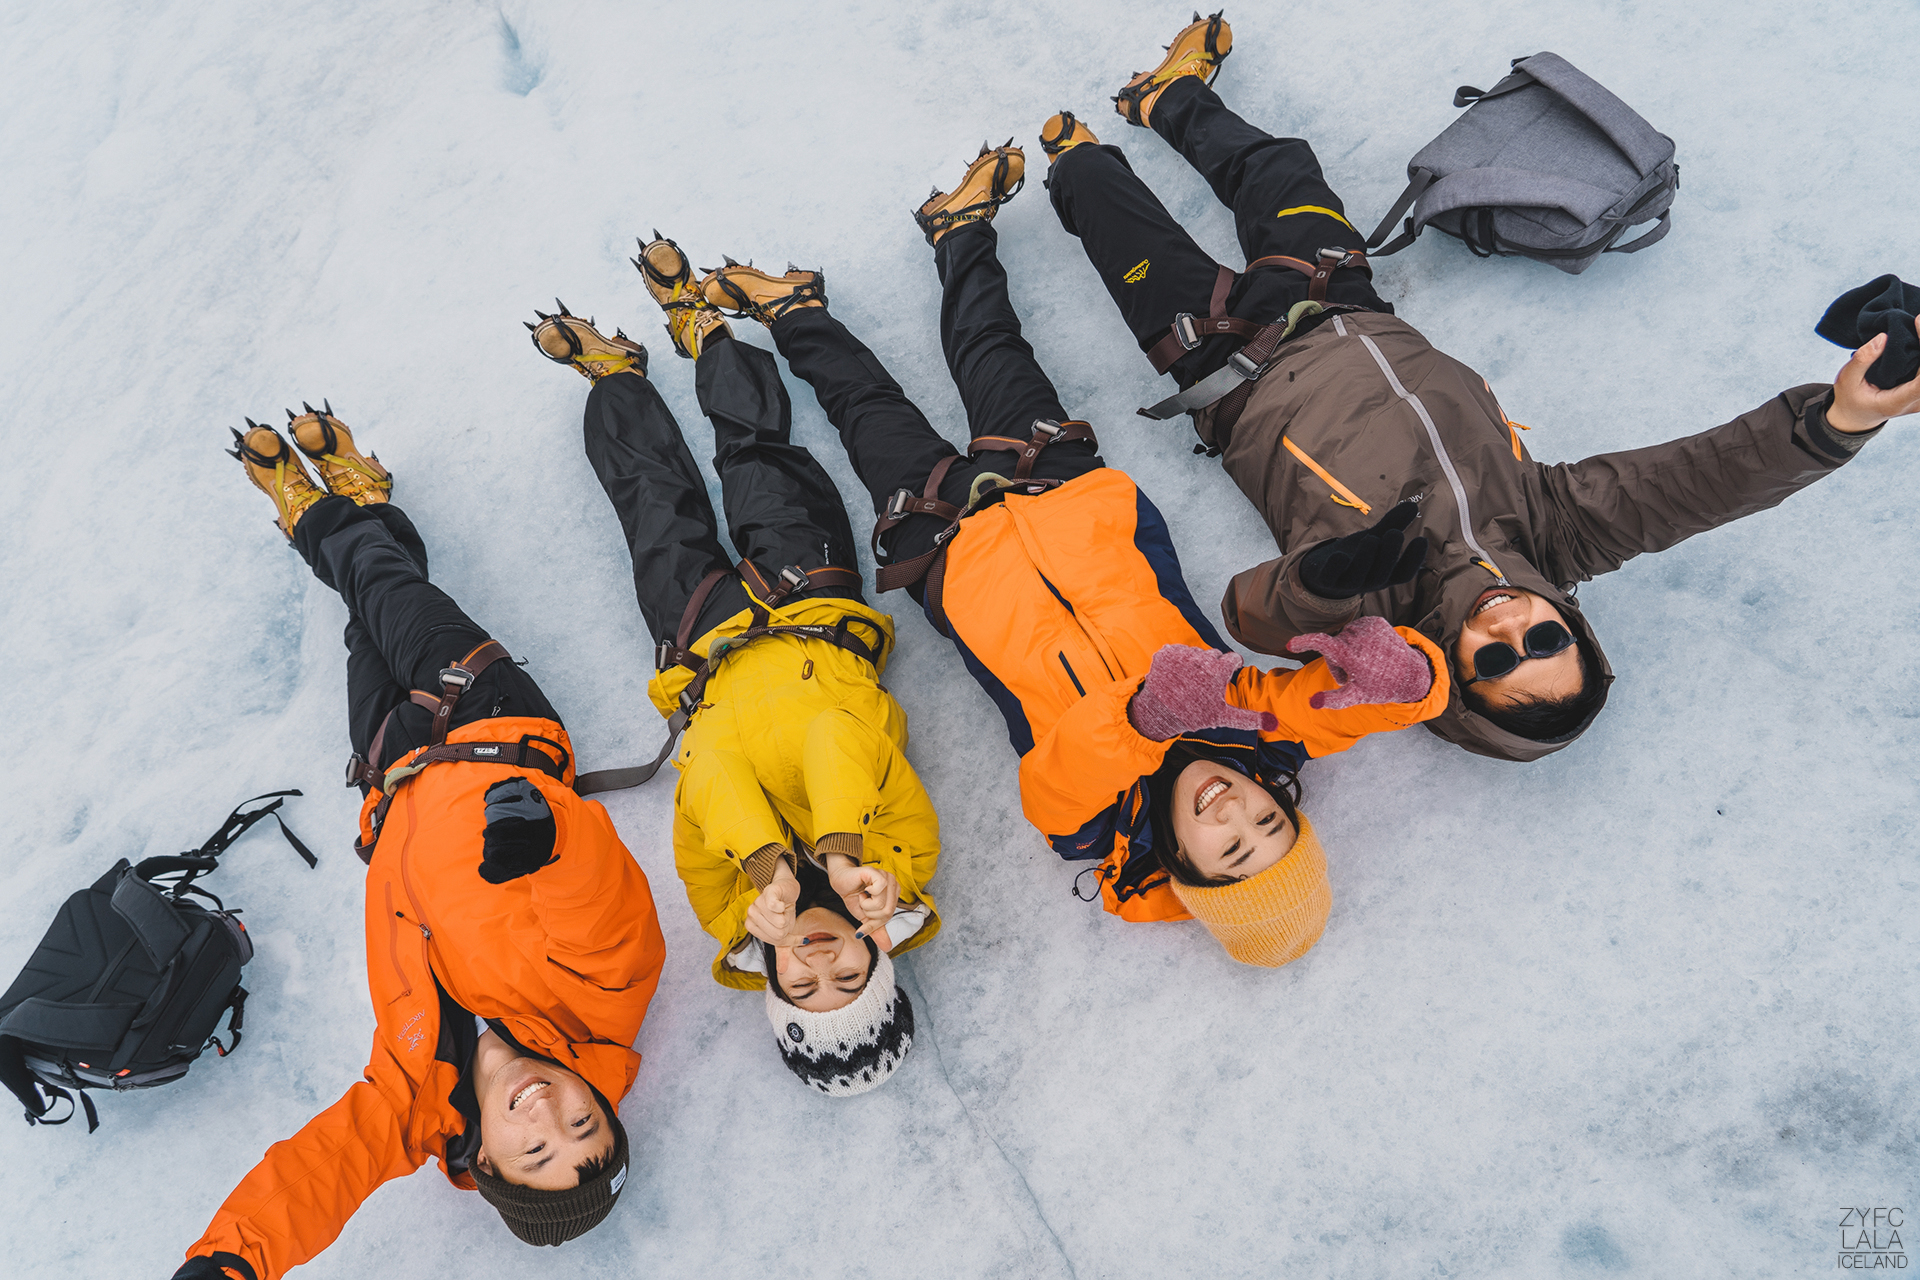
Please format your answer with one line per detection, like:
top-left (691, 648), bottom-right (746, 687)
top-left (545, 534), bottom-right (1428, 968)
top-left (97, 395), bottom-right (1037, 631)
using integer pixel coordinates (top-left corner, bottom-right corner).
top-left (1167, 814), bottom-right (1330, 967)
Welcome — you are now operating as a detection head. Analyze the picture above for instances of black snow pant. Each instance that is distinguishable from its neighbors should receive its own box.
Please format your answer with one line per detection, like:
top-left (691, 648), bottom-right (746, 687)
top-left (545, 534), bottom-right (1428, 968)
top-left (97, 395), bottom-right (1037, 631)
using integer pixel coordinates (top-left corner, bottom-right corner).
top-left (581, 335), bottom-right (864, 647)
top-left (292, 496), bottom-right (561, 777)
top-left (768, 220), bottom-right (1101, 593)
top-left (1047, 76), bottom-right (1392, 390)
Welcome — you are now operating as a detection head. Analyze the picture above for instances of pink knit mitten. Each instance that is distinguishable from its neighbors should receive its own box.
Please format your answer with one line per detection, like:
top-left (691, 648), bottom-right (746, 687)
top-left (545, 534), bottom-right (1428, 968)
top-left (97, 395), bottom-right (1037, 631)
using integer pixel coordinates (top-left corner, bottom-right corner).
top-left (1286, 615), bottom-right (1434, 710)
top-left (1128, 645), bottom-right (1279, 741)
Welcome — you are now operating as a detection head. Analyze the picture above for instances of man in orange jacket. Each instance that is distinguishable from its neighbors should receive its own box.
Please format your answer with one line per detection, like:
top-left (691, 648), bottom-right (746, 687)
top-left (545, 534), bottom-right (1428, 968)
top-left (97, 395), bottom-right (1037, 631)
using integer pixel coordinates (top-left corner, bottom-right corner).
top-left (178, 410), bottom-right (666, 1279)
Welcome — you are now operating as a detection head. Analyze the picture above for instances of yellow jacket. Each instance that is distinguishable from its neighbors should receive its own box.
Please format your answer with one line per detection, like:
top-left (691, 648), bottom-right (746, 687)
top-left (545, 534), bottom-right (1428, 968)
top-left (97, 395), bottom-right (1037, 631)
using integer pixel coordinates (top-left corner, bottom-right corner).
top-left (649, 594), bottom-right (942, 989)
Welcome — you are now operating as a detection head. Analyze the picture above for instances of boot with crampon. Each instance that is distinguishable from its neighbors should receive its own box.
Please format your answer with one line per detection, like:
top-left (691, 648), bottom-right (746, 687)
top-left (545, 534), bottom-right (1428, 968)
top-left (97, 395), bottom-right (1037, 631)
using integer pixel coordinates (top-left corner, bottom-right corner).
top-left (1113, 10), bottom-right (1232, 128)
top-left (634, 232), bottom-right (731, 359)
top-left (287, 401), bottom-right (391, 506)
top-left (913, 141), bottom-right (1025, 245)
top-left (525, 299), bottom-right (650, 382)
top-left (1039, 111), bottom-right (1101, 164)
top-left (228, 421), bottom-right (325, 539)
top-left (700, 260), bottom-right (828, 327)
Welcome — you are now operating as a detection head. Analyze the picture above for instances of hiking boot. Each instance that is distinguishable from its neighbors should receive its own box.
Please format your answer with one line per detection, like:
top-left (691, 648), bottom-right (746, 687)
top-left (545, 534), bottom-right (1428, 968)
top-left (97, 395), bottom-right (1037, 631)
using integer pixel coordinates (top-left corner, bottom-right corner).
top-left (1114, 10), bottom-right (1232, 127)
top-left (287, 401), bottom-right (391, 506)
top-left (1040, 111), bottom-right (1100, 162)
top-left (913, 141), bottom-right (1025, 245)
top-left (228, 421), bottom-right (325, 539)
top-left (525, 299), bottom-right (649, 382)
top-left (700, 260), bottom-right (828, 327)
top-left (634, 232), bottom-right (731, 360)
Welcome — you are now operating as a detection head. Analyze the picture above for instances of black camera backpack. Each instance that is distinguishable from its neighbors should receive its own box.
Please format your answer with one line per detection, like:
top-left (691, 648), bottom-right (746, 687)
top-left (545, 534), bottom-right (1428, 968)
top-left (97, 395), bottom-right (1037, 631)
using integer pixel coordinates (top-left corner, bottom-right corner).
top-left (0, 791), bottom-right (313, 1132)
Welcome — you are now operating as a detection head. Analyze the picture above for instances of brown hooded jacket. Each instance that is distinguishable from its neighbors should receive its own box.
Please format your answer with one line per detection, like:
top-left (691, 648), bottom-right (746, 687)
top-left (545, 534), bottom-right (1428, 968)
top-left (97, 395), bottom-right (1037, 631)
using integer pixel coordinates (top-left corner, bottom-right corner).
top-left (1207, 309), bottom-right (1879, 761)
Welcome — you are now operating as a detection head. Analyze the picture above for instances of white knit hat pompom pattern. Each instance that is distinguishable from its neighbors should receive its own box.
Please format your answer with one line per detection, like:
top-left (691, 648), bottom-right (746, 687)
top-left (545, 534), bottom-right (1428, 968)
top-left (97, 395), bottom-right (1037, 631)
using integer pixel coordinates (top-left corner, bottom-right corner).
top-left (763, 948), bottom-right (914, 1098)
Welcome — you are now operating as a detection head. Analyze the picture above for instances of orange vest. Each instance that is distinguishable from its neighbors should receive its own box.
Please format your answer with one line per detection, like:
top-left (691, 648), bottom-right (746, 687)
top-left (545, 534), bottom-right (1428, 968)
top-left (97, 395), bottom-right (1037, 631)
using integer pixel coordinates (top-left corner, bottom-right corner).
top-left (182, 717), bottom-right (665, 1280)
top-left (937, 469), bottom-right (1450, 919)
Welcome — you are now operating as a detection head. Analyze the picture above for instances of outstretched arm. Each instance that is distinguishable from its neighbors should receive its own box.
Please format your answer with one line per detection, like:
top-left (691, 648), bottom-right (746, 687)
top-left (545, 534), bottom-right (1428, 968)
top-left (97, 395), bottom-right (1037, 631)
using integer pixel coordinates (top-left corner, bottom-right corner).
top-left (1230, 623), bottom-right (1451, 759)
top-left (1534, 325), bottom-right (1919, 586)
top-left (177, 1071), bottom-right (422, 1280)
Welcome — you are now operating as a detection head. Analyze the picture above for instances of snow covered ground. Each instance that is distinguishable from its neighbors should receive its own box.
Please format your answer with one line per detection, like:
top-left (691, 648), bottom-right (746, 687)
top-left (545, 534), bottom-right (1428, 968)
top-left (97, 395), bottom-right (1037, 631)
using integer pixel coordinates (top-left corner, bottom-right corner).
top-left (3, 2), bottom-right (1917, 1276)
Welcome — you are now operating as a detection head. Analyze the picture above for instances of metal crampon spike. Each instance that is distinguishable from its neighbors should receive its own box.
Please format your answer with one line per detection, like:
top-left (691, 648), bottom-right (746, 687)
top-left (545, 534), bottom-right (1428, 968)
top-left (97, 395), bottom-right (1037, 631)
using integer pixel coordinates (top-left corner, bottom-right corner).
top-left (302, 401), bottom-right (315, 414)
top-left (286, 408), bottom-right (297, 421)
top-left (534, 309), bottom-right (550, 320)
top-left (230, 426), bottom-right (244, 442)
top-left (524, 320), bottom-right (537, 331)
top-left (1192, 9), bottom-right (1202, 21)
top-left (322, 398), bottom-right (332, 415)
top-left (651, 228), bottom-right (663, 242)
top-left (555, 297), bottom-right (571, 316)
top-left (722, 255), bottom-right (740, 267)
top-left (245, 417), bottom-right (261, 429)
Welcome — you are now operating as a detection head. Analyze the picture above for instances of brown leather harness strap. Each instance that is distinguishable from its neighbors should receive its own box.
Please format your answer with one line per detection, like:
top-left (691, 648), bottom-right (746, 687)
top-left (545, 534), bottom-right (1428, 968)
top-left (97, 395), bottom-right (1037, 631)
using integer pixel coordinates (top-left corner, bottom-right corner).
top-left (869, 418), bottom-right (1098, 635)
top-left (1144, 250), bottom-right (1368, 374)
top-left (872, 453), bottom-right (965, 595)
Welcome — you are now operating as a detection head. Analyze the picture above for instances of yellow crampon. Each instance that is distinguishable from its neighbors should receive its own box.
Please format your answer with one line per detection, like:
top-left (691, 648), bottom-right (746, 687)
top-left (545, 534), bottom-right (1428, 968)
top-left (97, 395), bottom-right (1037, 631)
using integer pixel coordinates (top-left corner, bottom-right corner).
top-left (288, 402), bottom-right (392, 505)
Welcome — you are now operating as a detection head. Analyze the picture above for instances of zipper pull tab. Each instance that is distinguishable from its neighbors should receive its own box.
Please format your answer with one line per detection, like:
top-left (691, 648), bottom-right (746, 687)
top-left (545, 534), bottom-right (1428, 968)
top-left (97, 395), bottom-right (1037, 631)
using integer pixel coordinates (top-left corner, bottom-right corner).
top-left (418, 923), bottom-right (432, 940)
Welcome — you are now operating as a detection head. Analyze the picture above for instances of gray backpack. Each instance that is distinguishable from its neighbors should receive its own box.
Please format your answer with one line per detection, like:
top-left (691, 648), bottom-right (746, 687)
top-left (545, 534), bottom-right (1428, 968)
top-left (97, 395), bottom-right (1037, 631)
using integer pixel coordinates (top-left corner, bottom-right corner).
top-left (1365, 52), bottom-right (1678, 274)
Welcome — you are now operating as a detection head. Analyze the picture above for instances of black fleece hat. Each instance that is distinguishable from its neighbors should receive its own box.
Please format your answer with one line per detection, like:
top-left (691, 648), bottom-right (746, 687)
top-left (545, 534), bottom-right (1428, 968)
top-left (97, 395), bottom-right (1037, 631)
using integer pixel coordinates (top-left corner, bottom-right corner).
top-left (470, 1086), bottom-right (630, 1247)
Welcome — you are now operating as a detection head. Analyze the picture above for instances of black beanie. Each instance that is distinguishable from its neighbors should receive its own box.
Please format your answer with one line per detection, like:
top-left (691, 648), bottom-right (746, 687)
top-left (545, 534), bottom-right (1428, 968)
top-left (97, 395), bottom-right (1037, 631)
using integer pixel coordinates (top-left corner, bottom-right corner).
top-left (470, 1085), bottom-right (631, 1246)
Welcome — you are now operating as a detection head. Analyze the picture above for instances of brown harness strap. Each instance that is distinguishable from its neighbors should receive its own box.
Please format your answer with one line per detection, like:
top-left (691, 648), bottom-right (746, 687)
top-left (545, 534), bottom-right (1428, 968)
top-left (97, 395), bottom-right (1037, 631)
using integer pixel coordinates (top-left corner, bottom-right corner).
top-left (870, 419), bottom-right (1099, 634)
top-left (346, 639), bottom-right (513, 792)
top-left (872, 453), bottom-right (965, 595)
top-left (1145, 250), bottom-right (1368, 374)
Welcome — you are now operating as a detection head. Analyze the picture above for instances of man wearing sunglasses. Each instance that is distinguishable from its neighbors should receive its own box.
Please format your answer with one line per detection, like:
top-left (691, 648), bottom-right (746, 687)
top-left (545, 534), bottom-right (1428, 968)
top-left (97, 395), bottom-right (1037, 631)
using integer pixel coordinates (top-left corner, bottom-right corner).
top-left (1039, 13), bottom-right (1920, 759)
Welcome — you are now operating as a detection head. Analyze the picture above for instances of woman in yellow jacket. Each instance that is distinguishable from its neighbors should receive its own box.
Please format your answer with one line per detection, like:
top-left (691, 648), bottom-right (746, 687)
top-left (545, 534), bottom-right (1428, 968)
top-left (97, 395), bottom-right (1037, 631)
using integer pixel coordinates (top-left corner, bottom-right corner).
top-left (528, 259), bottom-right (938, 1098)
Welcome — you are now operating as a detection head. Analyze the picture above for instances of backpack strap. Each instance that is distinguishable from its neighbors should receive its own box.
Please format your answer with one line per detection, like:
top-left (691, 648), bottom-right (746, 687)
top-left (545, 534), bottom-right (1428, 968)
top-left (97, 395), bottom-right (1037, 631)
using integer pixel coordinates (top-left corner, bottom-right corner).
top-left (0, 1034), bottom-right (97, 1132)
top-left (108, 874), bottom-right (191, 968)
top-left (1365, 168), bottom-right (1436, 256)
top-left (1604, 210), bottom-right (1671, 253)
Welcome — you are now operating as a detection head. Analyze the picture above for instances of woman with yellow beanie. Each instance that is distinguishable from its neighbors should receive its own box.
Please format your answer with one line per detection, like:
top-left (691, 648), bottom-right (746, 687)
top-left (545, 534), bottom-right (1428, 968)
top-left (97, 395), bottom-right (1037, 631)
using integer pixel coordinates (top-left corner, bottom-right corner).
top-left (677, 145), bottom-right (1451, 968)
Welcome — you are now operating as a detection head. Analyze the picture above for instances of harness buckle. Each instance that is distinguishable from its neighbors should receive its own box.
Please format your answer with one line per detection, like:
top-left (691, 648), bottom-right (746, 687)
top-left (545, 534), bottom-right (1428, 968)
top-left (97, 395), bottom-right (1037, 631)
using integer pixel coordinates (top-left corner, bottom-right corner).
top-left (1172, 313), bottom-right (1202, 351)
top-left (1228, 349), bottom-right (1268, 382)
top-left (344, 753), bottom-right (369, 788)
top-left (1317, 246), bottom-right (1363, 268)
top-left (778, 565), bottom-right (811, 593)
top-left (654, 640), bottom-right (677, 672)
top-left (885, 488), bottom-right (914, 520)
top-left (437, 665), bottom-right (474, 695)
top-left (1031, 418), bottom-right (1063, 439)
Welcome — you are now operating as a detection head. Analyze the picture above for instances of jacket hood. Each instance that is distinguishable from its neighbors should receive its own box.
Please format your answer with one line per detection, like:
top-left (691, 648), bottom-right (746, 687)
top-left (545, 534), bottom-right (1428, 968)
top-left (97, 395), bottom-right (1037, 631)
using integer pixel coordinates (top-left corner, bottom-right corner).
top-left (1413, 554), bottom-right (1613, 762)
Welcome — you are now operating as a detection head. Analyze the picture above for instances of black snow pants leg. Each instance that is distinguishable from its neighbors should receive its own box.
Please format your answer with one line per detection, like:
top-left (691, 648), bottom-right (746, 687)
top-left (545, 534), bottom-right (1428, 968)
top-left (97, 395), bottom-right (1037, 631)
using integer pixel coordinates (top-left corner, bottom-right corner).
top-left (292, 496), bottom-right (560, 774)
top-left (1047, 76), bottom-right (1389, 388)
top-left (580, 347), bottom-right (861, 650)
top-left (771, 221), bottom-right (1101, 582)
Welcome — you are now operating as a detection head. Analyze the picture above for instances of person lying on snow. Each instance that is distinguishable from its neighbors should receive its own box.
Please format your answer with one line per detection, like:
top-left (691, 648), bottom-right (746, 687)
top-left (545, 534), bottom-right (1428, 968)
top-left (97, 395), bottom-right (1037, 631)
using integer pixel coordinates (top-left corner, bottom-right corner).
top-left (660, 147), bottom-right (1451, 967)
top-left (179, 412), bottom-right (667, 1279)
top-left (526, 247), bottom-right (939, 1098)
top-left (1040, 11), bottom-right (1920, 762)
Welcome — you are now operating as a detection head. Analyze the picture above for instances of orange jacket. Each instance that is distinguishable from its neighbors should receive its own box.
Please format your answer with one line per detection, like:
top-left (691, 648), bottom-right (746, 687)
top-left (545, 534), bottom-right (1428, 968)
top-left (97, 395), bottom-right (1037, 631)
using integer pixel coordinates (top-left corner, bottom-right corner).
top-left (937, 468), bottom-right (1451, 919)
top-left (182, 716), bottom-right (665, 1280)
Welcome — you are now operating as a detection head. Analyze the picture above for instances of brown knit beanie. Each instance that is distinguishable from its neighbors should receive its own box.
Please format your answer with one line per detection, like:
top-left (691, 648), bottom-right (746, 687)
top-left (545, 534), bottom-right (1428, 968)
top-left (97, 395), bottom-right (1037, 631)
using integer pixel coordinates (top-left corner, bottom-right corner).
top-left (470, 1085), bottom-right (630, 1246)
top-left (1167, 813), bottom-right (1331, 967)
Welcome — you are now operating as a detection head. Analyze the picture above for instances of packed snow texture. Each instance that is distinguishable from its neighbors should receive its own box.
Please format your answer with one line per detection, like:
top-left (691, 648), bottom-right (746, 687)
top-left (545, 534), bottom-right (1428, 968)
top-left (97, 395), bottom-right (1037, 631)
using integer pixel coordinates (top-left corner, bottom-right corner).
top-left (3, 3), bottom-right (1917, 1277)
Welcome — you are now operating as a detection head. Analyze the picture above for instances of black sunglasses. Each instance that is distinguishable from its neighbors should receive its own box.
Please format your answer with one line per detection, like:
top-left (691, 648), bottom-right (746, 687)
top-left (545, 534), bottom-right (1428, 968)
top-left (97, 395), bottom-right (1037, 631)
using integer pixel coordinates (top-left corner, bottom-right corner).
top-left (1466, 620), bottom-right (1576, 683)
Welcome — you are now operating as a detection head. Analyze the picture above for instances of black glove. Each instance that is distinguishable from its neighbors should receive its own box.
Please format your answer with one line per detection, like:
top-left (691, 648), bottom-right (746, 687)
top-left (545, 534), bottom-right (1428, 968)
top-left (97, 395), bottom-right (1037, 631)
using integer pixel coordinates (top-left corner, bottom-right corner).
top-left (1298, 499), bottom-right (1428, 599)
top-left (478, 777), bottom-right (556, 884)
top-left (173, 1255), bottom-right (253, 1280)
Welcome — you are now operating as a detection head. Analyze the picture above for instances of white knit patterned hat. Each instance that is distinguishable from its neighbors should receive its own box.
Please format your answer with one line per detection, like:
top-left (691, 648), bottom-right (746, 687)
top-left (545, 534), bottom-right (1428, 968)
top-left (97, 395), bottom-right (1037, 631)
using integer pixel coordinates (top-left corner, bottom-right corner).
top-left (763, 948), bottom-right (914, 1097)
